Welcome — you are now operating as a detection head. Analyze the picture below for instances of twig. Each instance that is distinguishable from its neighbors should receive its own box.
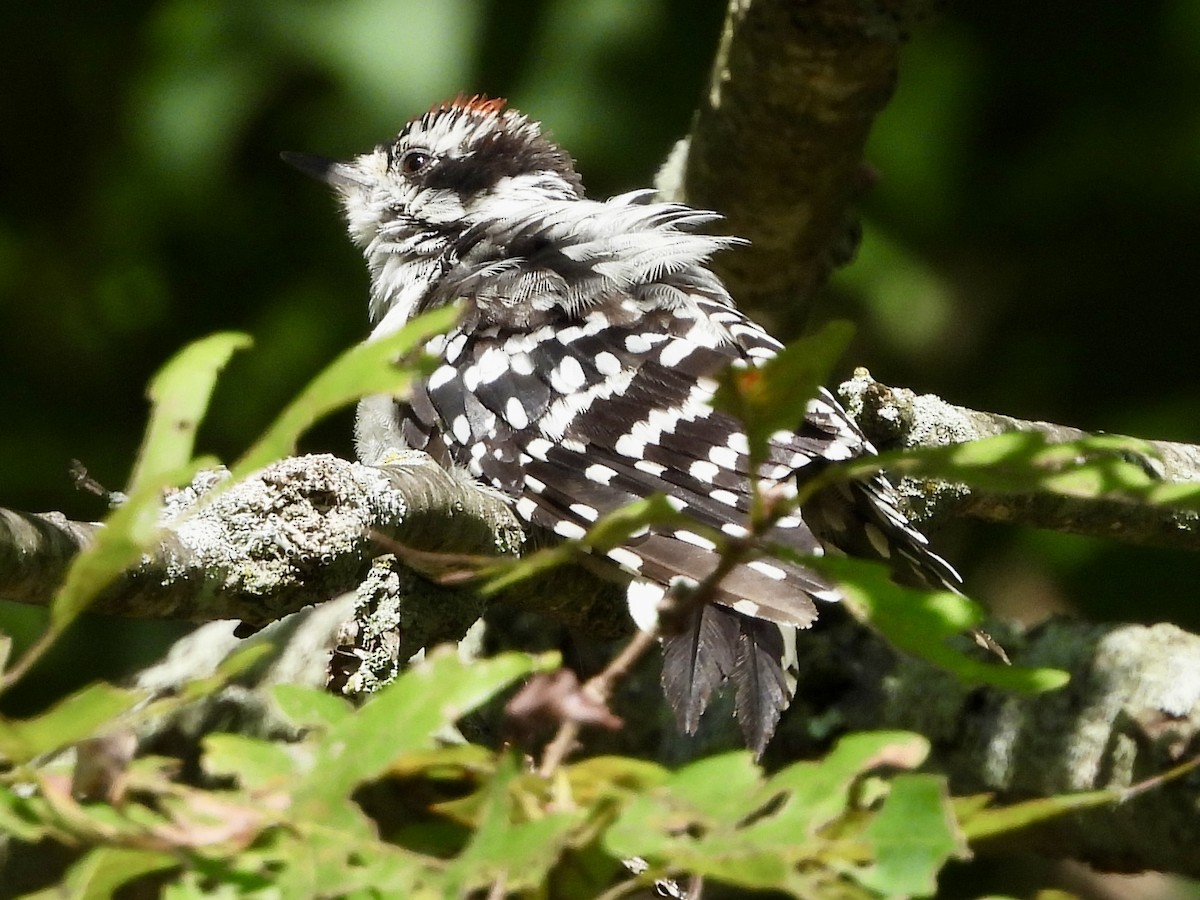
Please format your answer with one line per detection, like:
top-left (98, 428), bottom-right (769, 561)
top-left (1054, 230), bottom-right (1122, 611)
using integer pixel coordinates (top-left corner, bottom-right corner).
top-left (537, 629), bottom-right (660, 777)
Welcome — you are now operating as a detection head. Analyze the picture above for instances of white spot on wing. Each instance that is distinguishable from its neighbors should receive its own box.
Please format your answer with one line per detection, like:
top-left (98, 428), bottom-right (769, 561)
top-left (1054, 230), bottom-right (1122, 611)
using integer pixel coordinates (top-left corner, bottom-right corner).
top-left (595, 351), bottom-right (621, 376)
top-left (461, 365), bottom-right (480, 392)
top-left (626, 579), bottom-right (663, 632)
top-left (538, 368), bottom-right (636, 441)
top-left (614, 433), bottom-right (645, 459)
top-left (569, 502), bottom-right (599, 522)
top-left (476, 346), bottom-right (509, 384)
top-left (865, 523), bottom-right (892, 558)
top-left (689, 459), bottom-right (720, 483)
top-left (445, 333), bottom-right (467, 362)
top-left (731, 599), bottom-right (762, 618)
top-left (452, 415), bottom-right (470, 443)
top-left (505, 396), bottom-right (529, 429)
top-left (526, 438), bottom-right (553, 461)
top-left (427, 365), bottom-right (455, 390)
top-left (625, 334), bottom-right (652, 354)
top-left (748, 560), bottom-right (788, 581)
top-left (609, 547), bottom-right (644, 571)
top-left (584, 463), bottom-right (618, 484)
top-left (553, 519), bottom-right (587, 540)
top-left (658, 340), bottom-right (692, 368)
top-left (819, 441), bottom-right (856, 461)
top-left (709, 445), bottom-right (740, 469)
top-left (674, 530), bottom-right (716, 551)
top-left (551, 357), bottom-right (587, 392)
top-left (557, 325), bottom-right (584, 344)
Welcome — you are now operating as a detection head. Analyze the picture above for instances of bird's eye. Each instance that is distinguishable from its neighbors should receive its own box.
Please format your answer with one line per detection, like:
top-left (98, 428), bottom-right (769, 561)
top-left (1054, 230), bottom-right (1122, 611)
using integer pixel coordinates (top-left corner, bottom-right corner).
top-left (399, 149), bottom-right (432, 176)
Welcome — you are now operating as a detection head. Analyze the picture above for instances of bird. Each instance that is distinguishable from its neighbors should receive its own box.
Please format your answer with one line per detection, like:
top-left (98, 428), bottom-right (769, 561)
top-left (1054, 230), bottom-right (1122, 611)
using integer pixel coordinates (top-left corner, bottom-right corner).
top-left (284, 95), bottom-right (959, 754)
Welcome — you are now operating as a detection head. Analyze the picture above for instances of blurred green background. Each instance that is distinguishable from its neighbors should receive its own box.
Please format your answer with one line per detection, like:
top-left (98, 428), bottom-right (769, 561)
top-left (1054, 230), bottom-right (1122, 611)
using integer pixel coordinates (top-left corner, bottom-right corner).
top-left (0, 2), bottom-right (1197, 714)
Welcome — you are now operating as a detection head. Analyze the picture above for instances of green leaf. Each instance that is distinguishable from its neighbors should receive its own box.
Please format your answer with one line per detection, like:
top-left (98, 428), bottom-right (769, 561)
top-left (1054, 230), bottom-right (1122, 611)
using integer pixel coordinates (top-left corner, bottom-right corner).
top-left (41, 335), bottom-right (251, 638)
top-left (295, 648), bottom-right (556, 807)
top-left (203, 733), bottom-right (302, 790)
top-left (604, 752), bottom-right (789, 889)
top-left (127, 332), bottom-right (252, 494)
top-left (27, 847), bottom-right (178, 900)
top-left (443, 751), bottom-right (584, 896)
top-left (957, 788), bottom-right (1122, 843)
top-left (0, 682), bottom-right (141, 763)
top-left (565, 755), bottom-right (669, 807)
top-left (961, 754), bottom-right (1200, 844)
top-left (475, 542), bottom-right (575, 596)
top-left (856, 774), bottom-right (968, 897)
top-left (123, 643), bottom-right (276, 735)
top-left (578, 494), bottom-right (691, 552)
top-left (713, 320), bottom-right (855, 469)
top-left (45, 455), bottom-right (222, 634)
top-left (806, 555), bottom-right (1069, 693)
top-left (171, 643), bottom-right (277, 703)
top-left (1145, 477), bottom-right (1200, 509)
top-left (234, 304), bottom-right (458, 475)
top-left (835, 431), bottom-right (1170, 506)
top-left (386, 743), bottom-right (496, 782)
top-left (651, 751), bottom-right (763, 821)
top-left (753, 731), bottom-right (930, 839)
top-left (0, 783), bottom-right (50, 842)
top-left (271, 683), bottom-right (353, 729)
top-left (45, 482), bottom-right (165, 631)
top-left (605, 734), bottom-right (937, 895)
top-left (40, 336), bottom-right (250, 638)
top-left (932, 432), bottom-right (1157, 498)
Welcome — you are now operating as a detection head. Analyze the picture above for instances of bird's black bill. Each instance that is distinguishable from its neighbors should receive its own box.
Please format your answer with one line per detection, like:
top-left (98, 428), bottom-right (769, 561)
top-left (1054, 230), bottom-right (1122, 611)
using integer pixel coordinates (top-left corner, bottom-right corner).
top-left (280, 151), bottom-right (362, 188)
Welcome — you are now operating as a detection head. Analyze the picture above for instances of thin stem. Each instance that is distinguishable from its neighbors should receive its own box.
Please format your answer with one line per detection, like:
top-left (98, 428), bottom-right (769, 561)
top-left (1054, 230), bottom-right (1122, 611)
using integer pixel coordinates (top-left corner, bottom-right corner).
top-left (538, 628), bottom-right (660, 777)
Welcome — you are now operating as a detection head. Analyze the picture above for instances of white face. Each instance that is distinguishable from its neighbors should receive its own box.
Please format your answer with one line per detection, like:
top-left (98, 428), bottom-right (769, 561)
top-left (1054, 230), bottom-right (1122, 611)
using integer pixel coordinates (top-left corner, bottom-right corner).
top-left (328, 101), bottom-right (583, 252)
top-left (333, 145), bottom-right (473, 252)
top-left (332, 147), bottom-right (395, 247)
top-left (297, 99), bottom-right (588, 326)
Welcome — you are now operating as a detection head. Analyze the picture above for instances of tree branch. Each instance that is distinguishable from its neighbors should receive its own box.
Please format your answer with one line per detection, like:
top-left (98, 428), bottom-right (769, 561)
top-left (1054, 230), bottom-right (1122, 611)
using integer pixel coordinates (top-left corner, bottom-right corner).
top-left (12, 382), bottom-right (1189, 625)
top-left (1, 453), bottom-right (523, 628)
top-left (839, 369), bottom-right (1200, 550)
top-left (658, 0), bottom-right (936, 330)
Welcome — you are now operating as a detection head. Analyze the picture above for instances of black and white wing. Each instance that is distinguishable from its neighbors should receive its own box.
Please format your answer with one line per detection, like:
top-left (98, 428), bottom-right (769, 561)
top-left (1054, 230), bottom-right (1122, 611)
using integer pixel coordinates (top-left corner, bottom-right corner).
top-left (390, 194), bottom-right (956, 753)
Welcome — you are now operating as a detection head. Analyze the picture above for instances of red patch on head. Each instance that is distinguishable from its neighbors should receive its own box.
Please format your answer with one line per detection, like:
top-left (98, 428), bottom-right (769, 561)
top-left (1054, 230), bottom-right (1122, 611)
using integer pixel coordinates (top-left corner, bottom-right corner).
top-left (438, 94), bottom-right (508, 117)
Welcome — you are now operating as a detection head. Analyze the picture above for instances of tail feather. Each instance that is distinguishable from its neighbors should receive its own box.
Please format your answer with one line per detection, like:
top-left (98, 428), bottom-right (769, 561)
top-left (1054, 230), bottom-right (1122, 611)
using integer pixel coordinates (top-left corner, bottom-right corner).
top-left (660, 603), bottom-right (739, 735)
top-left (731, 616), bottom-right (789, 756)
top-left (660, 603), bottom-right (789, 755)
